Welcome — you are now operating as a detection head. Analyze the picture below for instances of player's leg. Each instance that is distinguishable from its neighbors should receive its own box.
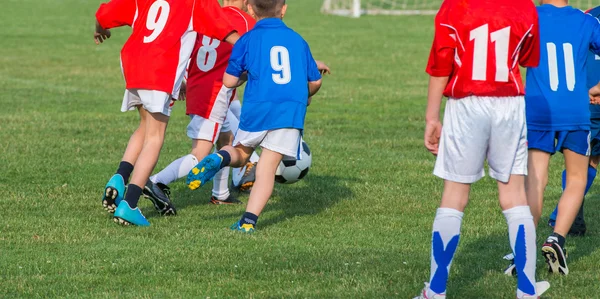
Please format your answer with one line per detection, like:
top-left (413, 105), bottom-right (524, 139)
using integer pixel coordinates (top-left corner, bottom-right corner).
top-left (418, 97), bottom-right (488, 298)
top-left (541, 132), bottom-right (589, 275)
top-left (525, 148), bottom-right (552, 226)
top-left (113, 91), bottom-right (172, 226)
top-left (102, 91), bottom-right (148, 213)
top-left (210, 108), bottom-right (242, 204)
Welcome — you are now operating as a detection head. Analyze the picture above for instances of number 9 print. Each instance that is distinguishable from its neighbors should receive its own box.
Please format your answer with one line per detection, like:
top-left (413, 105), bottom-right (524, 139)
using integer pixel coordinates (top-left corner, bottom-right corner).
top-left (144, 0), bottom-right (170, 44)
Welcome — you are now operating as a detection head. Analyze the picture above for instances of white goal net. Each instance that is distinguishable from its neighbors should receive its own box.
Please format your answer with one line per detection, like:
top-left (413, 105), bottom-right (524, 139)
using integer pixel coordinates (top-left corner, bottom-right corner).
top-left (321, 0), bottom-right (597, 17)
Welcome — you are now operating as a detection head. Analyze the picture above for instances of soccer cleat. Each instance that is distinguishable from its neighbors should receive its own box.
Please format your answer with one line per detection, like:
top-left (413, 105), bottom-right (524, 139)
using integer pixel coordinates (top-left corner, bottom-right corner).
top-left (519, 281), bottom-right (551, 299)
top-left (113, 200), bottom-right (150, 227)
top-left (236, 162), bottom-right (257, 193)
top-left (143, 180), bottom-right (177, 216)
top-left (413, 283), bottom-right (446, 299)
top-left (230, 221), bottom-right (255, 234)
top-left (186, 153), bottom-right (223, 190)
top-left (503, 253), bottom-right (517, 276)
top-left (542, 237), bottom-right (568, 275)
top-left (210, 195), bottom-right (243, 205)
top-left (102, 174), bottom-right (125, 213)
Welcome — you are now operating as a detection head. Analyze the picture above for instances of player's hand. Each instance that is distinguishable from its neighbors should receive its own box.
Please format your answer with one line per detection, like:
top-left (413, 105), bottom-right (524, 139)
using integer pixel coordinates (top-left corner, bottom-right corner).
top-left (178, 80), bottom-right (187, 101)
top-left (424, 120), bottom-right (442, 156)
top-left (94, 22), bottom-right (111, 44)
top-left (316, 60), bottom-right (331, 75)
top-left (590, 84), bottom-right (600, 104)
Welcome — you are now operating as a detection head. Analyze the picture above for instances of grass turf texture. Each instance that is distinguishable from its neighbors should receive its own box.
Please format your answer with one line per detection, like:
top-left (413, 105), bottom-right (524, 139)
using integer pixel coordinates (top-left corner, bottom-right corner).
top-left (1, 0), bottom-right (599, 297)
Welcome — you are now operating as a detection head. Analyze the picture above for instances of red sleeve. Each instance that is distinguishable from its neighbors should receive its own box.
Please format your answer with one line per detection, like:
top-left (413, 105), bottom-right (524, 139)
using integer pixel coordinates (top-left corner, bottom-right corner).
top-left (518, 6), bottom-right (540, 67)
top-left (193, 0), bottom-right (236, 41)
top-left (425, 1), bottom-right (456, 77)
top-left (95, 0), bottom-right (137, 29)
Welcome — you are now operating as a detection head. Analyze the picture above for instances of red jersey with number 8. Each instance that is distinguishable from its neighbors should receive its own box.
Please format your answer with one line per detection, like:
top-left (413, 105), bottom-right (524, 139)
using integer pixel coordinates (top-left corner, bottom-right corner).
top-left (425, 0), bottom-right (540, 98)
top-left (186, 6), bottom-right (256, 118)
top-left (95, 0), bottom-right (235, 97)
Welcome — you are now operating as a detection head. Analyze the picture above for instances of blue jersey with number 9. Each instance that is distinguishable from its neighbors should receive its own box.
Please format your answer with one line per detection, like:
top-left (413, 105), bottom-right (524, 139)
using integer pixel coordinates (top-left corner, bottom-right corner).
top-left (226, 18), bottom-right (322, 132)
top-left (525, 5), bottom-right (600, 131)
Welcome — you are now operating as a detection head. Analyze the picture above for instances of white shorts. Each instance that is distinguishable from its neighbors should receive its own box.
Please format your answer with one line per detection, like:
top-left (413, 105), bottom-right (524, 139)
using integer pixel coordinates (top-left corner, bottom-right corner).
top-left (221, 100), bottom-right (241, 133)
top-left (187, 114), bottom-right (221, 143)
top-left (434, 96), bottom-right (527, 184)
top-left (234, 128), bottom-right (301, 158)
top-left (121, 89), bottom-right (172, 116)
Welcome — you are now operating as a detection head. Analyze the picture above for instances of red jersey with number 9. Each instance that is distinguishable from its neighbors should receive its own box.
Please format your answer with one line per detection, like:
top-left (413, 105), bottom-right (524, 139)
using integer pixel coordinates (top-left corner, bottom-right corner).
top-left (185, 6), bottom-right (256, 118)
top-left (95, 0), bottom-right (235, 97)
top-left (425, 0), bottom-right (540, 98)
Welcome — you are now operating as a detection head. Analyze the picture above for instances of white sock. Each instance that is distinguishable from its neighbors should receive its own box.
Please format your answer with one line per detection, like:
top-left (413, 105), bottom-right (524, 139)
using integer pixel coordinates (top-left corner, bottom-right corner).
top-left (503, 206), bottom-right (537, 298)
top-left (212, 166), bottom-right (231, 200)
top-left (151, 154), bottom-right (198, 185)
top-left (428, 208), bottom-right (463, 297)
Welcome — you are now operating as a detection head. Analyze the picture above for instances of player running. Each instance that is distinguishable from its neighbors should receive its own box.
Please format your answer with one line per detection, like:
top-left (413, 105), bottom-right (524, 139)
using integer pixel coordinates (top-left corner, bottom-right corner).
top-left (145, 0), bottom-right (256, 206)
top-left (522, 0), bottom-right (600, 275)
top-left (547, 5), bottom-right (600, 237)
top-left (94, 0), bottom-right (239, 226)
top-left (415, 0), bottom-right (549, 298)
top-left (186, 0), bottom-right (324, 233)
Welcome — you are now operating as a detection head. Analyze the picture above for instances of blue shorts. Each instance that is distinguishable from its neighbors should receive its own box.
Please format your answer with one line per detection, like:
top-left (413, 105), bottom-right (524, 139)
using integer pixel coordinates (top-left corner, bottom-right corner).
top-left (591, 117), bottom-right (600, 156)
top-left (528, 130), bottom-right (591, 156)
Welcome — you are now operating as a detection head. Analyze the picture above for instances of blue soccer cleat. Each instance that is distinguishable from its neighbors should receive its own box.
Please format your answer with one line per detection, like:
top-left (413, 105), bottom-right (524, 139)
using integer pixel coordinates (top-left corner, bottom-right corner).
top-left (230, 221), bottom-right (255, 234)
top-left (186, 153), bottom-right (223, 190)
top-left (102, 174), bottom-right (125, 213)
top-left (113, 201), bottom-right (150, 227)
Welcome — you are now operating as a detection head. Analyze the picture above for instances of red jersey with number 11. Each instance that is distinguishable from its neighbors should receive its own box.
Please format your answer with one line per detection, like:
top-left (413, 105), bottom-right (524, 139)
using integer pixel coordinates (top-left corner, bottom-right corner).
top-left (186, 6), bottom-right (256, 117)
top-left (425, 0), bottom-right (540, 98)
top-left (95, 0), bottom-right (235, 96)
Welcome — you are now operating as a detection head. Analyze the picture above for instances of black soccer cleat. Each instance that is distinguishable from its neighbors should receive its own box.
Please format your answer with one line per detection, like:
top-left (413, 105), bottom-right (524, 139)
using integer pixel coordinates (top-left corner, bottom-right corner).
top-left (209, 195), bottom-right (243, 205)
top-left (542, 236), bottom-right (569, 275)
top-left (143, 180), bottom-right (177, 216)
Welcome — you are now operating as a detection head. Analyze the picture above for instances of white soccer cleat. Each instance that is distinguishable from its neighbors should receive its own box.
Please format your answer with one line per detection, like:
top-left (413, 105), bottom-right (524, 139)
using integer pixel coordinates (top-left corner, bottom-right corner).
top-left (414, 283), bottom-right (446, 299)
top-left (519, 281), bottom-right (550, 299)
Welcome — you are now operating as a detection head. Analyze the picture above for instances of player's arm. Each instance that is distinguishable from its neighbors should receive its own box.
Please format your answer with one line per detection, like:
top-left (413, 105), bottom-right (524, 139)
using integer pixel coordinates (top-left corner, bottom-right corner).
top-left (194, 0), bottom-right (239, 45)
top-left (223, 37), bottom-right (248, 88)
top-left (590, 82), bottom-right (600, 104)
top-left (423, 6), bottom-right (454, 155)
top-left (223, 73), bottom-right (246, 88)
top-left (306, 43), bottom-right (324, 99)
top-left (518, 6), bottom-right (540, 67)
top-left (94, 0), bottom-right (136, 44)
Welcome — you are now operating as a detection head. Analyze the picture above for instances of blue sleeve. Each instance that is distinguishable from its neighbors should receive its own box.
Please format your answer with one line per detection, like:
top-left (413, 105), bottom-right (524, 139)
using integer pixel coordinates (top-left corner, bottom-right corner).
top-left (305, 42), bottom-right (322, 82)
top-left (225, 35), bottom-right (248, 77)
top-left (589, 16), bottom-right (600, 56)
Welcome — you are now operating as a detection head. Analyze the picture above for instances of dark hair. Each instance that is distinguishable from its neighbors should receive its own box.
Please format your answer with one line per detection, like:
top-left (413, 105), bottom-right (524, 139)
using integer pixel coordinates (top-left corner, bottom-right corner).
top-left (249, 0), bottom-right (286, 18)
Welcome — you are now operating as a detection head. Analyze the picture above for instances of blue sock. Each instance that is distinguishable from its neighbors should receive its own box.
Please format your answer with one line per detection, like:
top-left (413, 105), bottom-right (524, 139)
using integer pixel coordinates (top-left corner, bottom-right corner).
top-left (551, 166), bottom-right (596, 221)
top-left (216, 150), bottom-right (231, 169)
top-left (240, 212), bottom-right (258, 226)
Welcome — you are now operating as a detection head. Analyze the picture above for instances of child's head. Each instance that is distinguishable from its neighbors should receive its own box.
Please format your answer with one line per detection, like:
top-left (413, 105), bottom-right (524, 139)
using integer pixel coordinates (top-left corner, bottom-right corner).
top-left (247, 0), bottom-right (287, 20)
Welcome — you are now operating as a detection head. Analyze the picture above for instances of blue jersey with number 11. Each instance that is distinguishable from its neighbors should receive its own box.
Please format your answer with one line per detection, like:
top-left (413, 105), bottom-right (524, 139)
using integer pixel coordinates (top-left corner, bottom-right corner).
top-left (226, 18), bottom-right (322, 132)
top-left (525, 5), bottom-right (600, 131)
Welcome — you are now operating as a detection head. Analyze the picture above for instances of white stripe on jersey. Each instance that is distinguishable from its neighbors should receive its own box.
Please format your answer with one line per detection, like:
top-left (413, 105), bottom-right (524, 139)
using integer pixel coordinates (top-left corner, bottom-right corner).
top-left (441, 23), bottom-right (465, 51)
top-left (172, 18), bottom-right (197, 98)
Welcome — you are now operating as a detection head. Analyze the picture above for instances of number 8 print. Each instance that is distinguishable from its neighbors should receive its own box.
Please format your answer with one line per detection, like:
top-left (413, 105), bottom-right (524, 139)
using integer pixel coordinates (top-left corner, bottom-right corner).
top-left (144, 0), bottom-right (170, 44)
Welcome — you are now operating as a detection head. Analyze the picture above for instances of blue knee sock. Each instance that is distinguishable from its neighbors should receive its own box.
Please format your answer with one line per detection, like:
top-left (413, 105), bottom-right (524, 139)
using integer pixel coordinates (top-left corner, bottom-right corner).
top-left (551, 166), bottom-right (597, 221)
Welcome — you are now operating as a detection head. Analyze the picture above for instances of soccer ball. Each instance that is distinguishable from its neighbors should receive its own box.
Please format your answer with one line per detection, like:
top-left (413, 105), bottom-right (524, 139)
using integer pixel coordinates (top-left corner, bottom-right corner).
top-left (275, 140), bottom-right (312, 184)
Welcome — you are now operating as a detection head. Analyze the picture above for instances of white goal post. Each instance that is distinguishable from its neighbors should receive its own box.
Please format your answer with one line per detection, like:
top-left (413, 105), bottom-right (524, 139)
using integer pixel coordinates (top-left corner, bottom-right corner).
top-left (321, 0), bottom-right (597, 18)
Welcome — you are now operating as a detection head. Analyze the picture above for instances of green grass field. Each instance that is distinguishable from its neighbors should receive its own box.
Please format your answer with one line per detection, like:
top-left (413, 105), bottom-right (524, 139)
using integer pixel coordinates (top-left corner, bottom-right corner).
top-left (2, 0), bottom-right (600, 298)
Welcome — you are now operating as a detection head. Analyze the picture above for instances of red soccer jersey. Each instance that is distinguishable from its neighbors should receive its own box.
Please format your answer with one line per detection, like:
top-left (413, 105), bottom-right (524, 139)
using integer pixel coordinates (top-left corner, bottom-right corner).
top-left (95, 0), bottom-right (235, 96)
top-left (425, 0), bottom-right (540, 98)
top-left (186, 6), bottom-right (256, 118)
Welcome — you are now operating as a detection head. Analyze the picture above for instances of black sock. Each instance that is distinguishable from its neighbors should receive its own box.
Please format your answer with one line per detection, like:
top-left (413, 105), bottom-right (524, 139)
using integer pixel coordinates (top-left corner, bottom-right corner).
top-left (551, 232), bottom-right (566, 248)
top-left (240, 212), bottom-right (258, 226)
top-left (216, 150), bottom-right (231, 168)
top-left (124, 184), bottom-right (143, 208)
top-left (116, 161), bottom-right (134, 183)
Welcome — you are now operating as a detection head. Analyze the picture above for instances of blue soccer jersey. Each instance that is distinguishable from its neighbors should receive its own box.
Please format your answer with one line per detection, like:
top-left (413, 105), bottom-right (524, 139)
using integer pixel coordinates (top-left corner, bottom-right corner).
top-left (225, 18), bottom-right (322, 132)
top-left (525, 5), bottom-right (600, 131)
top-left (588, 6), bottom-right (600, 119)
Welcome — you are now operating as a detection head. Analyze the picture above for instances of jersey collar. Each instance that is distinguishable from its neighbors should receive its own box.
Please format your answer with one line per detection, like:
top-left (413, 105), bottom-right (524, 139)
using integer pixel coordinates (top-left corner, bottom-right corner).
top-left (255, 18), bottom-right (286, 28)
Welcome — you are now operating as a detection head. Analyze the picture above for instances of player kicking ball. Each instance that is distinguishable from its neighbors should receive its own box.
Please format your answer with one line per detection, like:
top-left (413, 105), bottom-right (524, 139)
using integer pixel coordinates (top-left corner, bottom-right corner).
top-left (546, 6), bottom-right (600, 237)
top-left (146, 0), bottom-right (256, 206)
top-left (415, 0), bottom-right (549, 298)
top-left (94, 0), bottom-right (239, 226)
top-left (186, 0), bottom-right (325, 233)
top-left (520, 0), bottom-right (600, 275)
